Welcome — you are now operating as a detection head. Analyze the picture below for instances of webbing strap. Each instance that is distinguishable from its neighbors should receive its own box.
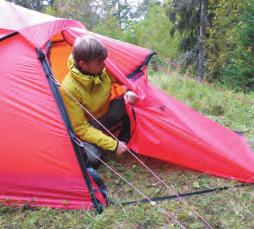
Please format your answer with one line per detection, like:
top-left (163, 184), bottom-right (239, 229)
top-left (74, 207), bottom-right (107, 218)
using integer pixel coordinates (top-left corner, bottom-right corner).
top-left (119, 183), bottom-right (253, 206)
top-left (127, 52), bottom-right (155, 80)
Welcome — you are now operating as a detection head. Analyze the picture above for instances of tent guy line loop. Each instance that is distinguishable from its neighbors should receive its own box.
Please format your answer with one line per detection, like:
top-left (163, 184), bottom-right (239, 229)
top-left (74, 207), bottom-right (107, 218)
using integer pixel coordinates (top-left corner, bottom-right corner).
top-left (54, 77), bottom-right (213, 229)
top-left (73, 138), bottom-right (187, 229)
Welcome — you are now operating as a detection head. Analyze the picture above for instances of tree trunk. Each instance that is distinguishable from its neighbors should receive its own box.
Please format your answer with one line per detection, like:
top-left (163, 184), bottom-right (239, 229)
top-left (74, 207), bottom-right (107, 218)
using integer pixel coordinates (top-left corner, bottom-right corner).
top-left (197, 0), bottom-right (207, 81)
top-left (117, 0), bottom-right (122, 29)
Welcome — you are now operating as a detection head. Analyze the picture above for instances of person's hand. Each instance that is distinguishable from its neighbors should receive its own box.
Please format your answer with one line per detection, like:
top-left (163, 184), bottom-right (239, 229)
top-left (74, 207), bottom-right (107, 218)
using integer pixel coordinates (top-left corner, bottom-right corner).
top-left (124, 91), bottom-right (138, 105)
top-left (115, 141), bottom-right (127, 155)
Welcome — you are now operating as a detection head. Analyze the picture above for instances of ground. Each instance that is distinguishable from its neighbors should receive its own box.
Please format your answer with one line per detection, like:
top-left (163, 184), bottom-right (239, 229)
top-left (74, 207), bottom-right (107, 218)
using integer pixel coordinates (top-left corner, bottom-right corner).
top-left (1, 71), bottom-right (254, 228)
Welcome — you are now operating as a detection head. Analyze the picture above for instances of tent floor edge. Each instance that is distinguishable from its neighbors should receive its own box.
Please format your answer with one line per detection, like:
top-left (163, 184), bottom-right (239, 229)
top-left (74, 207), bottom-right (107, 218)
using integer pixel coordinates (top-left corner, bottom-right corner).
top-left (37, 46), bottom-right (106, 213)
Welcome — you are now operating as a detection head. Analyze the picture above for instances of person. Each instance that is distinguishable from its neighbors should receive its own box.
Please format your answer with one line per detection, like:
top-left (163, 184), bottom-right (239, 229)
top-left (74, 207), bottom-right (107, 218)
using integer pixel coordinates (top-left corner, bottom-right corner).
top-left (60, 36), bottom-right (138, 168)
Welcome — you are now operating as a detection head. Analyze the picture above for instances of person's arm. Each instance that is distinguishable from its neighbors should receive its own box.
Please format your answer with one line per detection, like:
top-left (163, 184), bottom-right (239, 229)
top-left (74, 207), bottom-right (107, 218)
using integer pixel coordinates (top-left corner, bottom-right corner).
top-left (60, 87), bottom-right (118, 152)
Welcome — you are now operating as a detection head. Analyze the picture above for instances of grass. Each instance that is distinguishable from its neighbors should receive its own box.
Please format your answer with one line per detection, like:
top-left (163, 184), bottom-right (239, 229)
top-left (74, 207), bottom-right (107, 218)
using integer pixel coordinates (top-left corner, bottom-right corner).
top-left (149, 70), bottom-right (254, 139)
top-left (1, 70), bottom-right (254, 228)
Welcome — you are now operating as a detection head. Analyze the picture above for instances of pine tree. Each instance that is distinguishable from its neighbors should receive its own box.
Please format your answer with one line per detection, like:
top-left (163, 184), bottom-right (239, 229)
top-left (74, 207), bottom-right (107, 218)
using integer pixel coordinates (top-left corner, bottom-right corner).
top-left (167, 0), bottom-right (203, 74)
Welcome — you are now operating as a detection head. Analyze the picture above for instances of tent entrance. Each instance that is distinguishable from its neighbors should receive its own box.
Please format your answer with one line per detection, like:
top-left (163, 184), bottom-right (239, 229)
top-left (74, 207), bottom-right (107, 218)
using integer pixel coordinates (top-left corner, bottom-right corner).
top-left (38, 38), bottom-right (107, 213)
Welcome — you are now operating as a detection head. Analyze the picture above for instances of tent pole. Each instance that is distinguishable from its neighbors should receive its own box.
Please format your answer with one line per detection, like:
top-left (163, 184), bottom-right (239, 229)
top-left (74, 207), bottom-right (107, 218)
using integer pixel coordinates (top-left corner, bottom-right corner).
top-left (37, 47), bottom-right (104, 213)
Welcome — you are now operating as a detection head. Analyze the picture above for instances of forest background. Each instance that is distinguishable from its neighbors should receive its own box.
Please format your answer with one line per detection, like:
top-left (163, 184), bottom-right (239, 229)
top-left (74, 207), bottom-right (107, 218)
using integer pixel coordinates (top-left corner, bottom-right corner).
top-left (7, 0), bottom-right (254, 92)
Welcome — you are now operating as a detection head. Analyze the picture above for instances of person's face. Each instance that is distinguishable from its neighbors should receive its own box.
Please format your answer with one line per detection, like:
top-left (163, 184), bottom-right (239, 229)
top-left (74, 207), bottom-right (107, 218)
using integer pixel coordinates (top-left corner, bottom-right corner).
top-left (78, 57), bottom-right (106, 76)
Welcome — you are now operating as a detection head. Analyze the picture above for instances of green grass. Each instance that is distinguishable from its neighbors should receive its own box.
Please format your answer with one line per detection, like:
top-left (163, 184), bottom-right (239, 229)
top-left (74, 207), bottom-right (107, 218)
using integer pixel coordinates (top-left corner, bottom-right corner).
top-left (1, 71), bottom-right (254, 228)
top-left (149, 71), bottom-right (254, 138)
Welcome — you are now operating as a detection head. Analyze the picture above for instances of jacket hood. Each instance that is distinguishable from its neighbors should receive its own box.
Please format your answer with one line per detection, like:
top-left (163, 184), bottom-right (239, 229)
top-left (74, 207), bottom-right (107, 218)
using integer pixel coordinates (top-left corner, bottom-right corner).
top-left (68, 55), bottom-right (103, 91)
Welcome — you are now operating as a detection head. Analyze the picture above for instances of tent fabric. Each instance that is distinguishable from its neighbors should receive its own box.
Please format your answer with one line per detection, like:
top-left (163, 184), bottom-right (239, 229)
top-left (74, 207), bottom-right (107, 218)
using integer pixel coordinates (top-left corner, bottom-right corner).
top-left (0, 0), bottom-right (84, 47)
top-left (57, 28), bottom-right (254, 183)
top-left (61, 28), bottom-right (152, 93)
top-left (1, 0), bottom-right (254, 211)
top-left (61, 28), bottom-right (153, 82)
top-left (0, 1), bottom-right (105, 210)
top-left (126, 84), bottom-right (254, 182)
top-left (0, 0), bottom-right (57, 30)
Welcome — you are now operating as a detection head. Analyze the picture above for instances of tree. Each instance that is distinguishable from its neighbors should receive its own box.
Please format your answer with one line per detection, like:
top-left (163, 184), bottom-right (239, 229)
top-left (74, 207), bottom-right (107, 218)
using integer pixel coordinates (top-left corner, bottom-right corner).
top-left (167, 0), bottom-right (201, 73)
top-left (134, 1), bottom-right (180, 59)
top-left (94, 0), bottom-right (154, 44)
top-left (108, 0), bottom-right (138, 30)
top-left (205, 0), bottom-right (247, 82)
top-left (221, 1), bottom-right (254, 91)
top-left (6, 0), bottom-right (53, 11)
top-left (197, 0), bottom-right (208, 81)
top-left (93, 10), bottom-right (124, 40)
top-left (45, 0), bottom-right (103, 30)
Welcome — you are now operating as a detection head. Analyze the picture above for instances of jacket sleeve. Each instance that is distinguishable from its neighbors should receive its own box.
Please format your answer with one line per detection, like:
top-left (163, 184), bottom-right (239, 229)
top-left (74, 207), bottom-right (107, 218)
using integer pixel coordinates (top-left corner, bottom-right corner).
top-left (60, 87), bottom-right (118, 152)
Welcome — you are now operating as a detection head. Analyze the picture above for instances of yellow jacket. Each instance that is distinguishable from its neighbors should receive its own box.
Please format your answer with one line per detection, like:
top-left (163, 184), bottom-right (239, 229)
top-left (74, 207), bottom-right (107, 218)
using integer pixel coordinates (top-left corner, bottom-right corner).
top-left (60, 56), bottom-right (117, 151)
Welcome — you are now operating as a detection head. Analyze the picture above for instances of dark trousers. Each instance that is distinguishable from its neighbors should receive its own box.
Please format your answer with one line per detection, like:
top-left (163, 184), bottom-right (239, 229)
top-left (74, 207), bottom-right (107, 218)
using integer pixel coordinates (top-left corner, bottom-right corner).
top-left (79, 98), bottom-right (130, 168)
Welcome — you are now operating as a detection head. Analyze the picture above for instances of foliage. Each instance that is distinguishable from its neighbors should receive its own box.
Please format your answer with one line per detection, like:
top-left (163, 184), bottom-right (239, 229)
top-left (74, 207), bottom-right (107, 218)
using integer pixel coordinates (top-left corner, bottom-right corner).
top-left (134, 1), bottom-right (180, 59)
top-left (167, 0), bottom-right (200, 69)
top-left (168, 0), bottom-right (200, 52)
top-left (44, 0), bottom-right (103, 29)
top-left (167, 0), bottom-right (253, 91)
top-left (6, 0), bottom-right (53, 11)
top-left (94, 1), bottom-right (180, 59)
top-left (93, 12), bottom-right (124, 40)
top-left (205, 0), bottom-right (247, 82)
top-left (93, 0), bottom-right (139, 44)
top-left (221, 1), bottom-right (254, 91)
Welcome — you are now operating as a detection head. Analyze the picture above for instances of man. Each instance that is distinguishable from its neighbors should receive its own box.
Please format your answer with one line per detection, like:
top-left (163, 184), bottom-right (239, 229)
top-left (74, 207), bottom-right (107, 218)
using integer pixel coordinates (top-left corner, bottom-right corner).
top-left (60, 36), bottom-right (138, 168)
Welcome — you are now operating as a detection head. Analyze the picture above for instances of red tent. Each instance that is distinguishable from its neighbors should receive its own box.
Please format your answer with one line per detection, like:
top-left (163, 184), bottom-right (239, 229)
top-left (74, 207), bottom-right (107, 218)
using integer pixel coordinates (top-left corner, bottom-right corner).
top-left (0, 1), bottom-right (253, 211)
top-left (0, 1), bottom-right (106, 211)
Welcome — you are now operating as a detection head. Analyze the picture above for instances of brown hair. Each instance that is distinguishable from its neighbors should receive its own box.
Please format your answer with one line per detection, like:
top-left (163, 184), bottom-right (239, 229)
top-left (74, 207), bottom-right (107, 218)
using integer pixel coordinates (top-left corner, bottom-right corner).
top-left (72, 36), bottom-right (107, 63)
